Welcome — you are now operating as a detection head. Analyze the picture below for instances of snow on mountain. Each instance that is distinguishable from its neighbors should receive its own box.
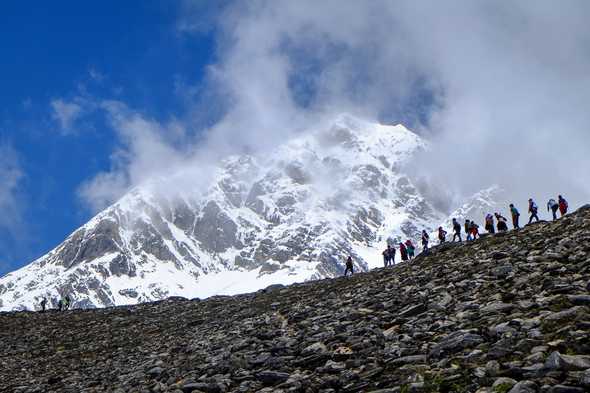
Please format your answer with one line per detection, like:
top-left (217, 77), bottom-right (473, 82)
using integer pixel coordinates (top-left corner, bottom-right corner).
top-left (0, 114), bottom-right (492, 311)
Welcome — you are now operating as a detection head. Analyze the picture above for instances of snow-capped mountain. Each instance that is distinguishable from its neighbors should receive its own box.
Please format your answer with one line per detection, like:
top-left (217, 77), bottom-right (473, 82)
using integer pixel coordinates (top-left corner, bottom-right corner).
top-left (0, 115), bottom-right (494, 311)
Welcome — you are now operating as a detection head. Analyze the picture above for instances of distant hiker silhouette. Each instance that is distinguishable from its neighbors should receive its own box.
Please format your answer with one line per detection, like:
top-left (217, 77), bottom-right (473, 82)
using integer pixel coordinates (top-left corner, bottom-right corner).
top-left (547, 198), bottom-right (559, 220)
top-left (495, 213), bottom-right (508, 232)
top-left (452, 218), bottom-right (462, 242)
top-left (421, 230), bottom-right (429, 251)
top-left (399, 242), bottom-right (408, 261)
top-left (528, 198), bottom-right (539, 224)
top-left (558, 195), bottom-right (568, 217)
top-left (438, 226), bottom-right (447, 244)
top-left (465, 219), bottom-right (472, 241)
top-left (344, 256), bottom-right (354, 277)
top-left (510, 204), bottom-right (520, 229)
top-left (469, 221), bottom-right (480, 240)
top-left (485, 214), bottom-right (495, 234)
top-left (382, 245), bottom-right (395, 267)
top-left (40, 297), bottom-right (47, 313)
top-left (405, 240), bottom-right (415, 259)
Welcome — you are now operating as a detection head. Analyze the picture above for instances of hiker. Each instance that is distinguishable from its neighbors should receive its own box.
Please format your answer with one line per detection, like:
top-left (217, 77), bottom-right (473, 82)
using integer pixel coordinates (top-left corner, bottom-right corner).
top-left (451, 218), bottom-right (462, 242)
top-left (405, 240), bottom-right (415, 259)
top-left (558, 195), bottom-right (568, 217)
top-left (465, 219), bottom-right (473, 241)
top-left (495, 213), bottom-right (508, 232)
top-left (528, 198), bottom-right (539, 224)
top-left (547, 198), bottom-right (559, 220)
top-left (438, 226), bottom-right (447, 244)
top-left (510, 204), bottom-right (520, 229)
top-left (57, 299), bottom-right (63, 312)
top-left (344, 256), bottom-right (354, 277)
top-left (382, 245), bottom-right (394, 267)
top-left (399, 242), bottom-right (408, 261)
top-left (64, 296), bottom-right (71, 310)
top-left (40, 297), bottom-right (47, 313)
top-left (470, 221), bottom-right (480, 240)
top-left (485, 214), bottom-right (495, 234)
top-left (421, 230), bottom-right (430, 251)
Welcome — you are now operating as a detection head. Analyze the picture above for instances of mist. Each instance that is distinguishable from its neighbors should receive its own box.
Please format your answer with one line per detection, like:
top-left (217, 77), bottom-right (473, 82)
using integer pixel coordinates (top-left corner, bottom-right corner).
top-left (81, 0), bottom-right (590, 213)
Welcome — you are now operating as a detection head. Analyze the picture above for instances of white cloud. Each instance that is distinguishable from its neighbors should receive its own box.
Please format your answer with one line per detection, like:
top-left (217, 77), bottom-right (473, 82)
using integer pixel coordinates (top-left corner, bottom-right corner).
top-left (80, 1), bottom-right (590, 212)
top-left (50, 98), bottom-right (84, 134)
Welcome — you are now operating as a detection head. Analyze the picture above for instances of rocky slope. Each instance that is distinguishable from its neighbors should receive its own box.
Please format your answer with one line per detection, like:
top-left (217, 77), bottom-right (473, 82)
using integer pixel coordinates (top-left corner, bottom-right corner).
top-left (0, 115), bottom-right (498, 311)
top-left (1, 205), bottom-right (589, 393)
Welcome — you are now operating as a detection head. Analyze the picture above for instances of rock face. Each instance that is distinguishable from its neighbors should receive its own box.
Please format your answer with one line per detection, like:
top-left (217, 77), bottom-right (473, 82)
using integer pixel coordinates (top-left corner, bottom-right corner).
top-left (1, 205), bottom-right (589, 392)
top-left (0, 115), bottom-right (500, 311)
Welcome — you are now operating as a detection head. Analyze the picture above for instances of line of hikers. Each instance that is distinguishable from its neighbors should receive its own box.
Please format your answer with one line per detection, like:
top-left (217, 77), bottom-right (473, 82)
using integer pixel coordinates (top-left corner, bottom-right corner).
top-left (38, 295), bottom-right (72, 312)
top-left (430, 195), bottom-right (569, 247)
top-left (343, 195), bottom-right (571, 277)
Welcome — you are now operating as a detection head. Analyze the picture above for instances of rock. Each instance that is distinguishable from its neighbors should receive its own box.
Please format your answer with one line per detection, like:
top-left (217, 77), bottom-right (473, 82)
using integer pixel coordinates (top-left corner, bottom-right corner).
top-left (262, 284), bottom-right (285, 293)
top-left (566, 295), bottom-right (590, 306)
top-left (492, 377), bottom-right (517, 391)
top-left (429, 331), bottom-right (484, 358)
top-left (255, 371), bottom-right (290, 385)
top-left (302, 342), bottom-right (328, 356)
top-left (493, 264), bottom-right (513, 278)
top-left (390, 355), bottom-right (427, 366)
top-left (321, 360), bottom-right (346, 373)
top-left (486, 360), bottom-right (501, 377)
top-left (147, 366), bottom-right (164, 378)
top-left (508, 380), bottom-right (538, 393)
top-left (398, 303), bottom-right (427, 318)
top-left (482, 302), bottom-right (515, 314)
top-left (182, 382), bottom-right (222, 393)
top-left (546, 386), bottom-right (586, 393)
top-left (544, 352), bottom-right (590, 371)
top-left (491, 251), bottom-right (510, 260)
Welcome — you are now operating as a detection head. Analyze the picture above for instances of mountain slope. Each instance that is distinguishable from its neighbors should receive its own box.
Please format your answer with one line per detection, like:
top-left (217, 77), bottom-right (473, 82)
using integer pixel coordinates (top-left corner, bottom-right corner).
top-left (1, 205), bottom-right (589, 392)
top-left (0, 115), bottom-right (488, 311)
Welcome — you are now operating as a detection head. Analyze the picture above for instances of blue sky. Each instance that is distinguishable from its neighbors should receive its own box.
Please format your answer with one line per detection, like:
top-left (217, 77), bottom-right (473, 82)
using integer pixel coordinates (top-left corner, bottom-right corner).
top-left (1, 1), bottom-right (589, 275)
top-left (0, 2), bottom-right (216, 274)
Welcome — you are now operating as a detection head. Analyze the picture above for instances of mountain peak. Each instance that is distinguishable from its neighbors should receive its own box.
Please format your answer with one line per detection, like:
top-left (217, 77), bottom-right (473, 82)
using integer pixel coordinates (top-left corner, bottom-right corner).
top-left (0, 119), bottom-right (485, 311)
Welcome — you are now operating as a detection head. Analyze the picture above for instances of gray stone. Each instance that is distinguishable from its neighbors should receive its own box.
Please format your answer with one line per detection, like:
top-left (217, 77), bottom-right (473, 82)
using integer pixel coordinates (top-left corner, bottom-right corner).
top-left (544, 351), bottom-right (590, 371)
top-left (255, 371), bottom-right (290, 385)
top-left (430, 331), bottom-right (484, 358)
top-left (508, 380), bottom-right (538, 393)
top-left (492, 377), bottom-right (517, 391)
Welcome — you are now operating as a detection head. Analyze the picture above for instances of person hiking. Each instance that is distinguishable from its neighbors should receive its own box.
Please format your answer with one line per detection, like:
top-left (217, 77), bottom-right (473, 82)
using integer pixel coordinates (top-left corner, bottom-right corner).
top-left (405, 240), bottom-right (415, 259)
top-left (470, 221), bottom-right (480, 240)
top-left (528, 198), bottom-right (539, 224)
top-left (57, 299), bottom-right (63, 312)
top-left (510, 204), bottom-right (520, 229)
top-left (495, 213), bottom-right (508, 232)
top-left (421, 230), bottom-right (430, 251)
top-left (382, 245), bottom-right (394, 267)
top-left (64, 296), bottom-right (71, 310)
top-left (344, 256), bottom-right (354, 277)
top-left (485, 214), bottom-right (495, 234)
top-left (40, 297), bottom-right (47, 313)
top-left (399, 242), bottom-right (408, 261)
top-left (452, 218), bottom-right (462, 242)
top-left (465, 219), bottom-right (473, 241)
top-left (438, 226), bottom-right (447, 244)
top-left (547, 198), bottom-right (559, 220)
top-left (558, 195), bottom-right (568, 217)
